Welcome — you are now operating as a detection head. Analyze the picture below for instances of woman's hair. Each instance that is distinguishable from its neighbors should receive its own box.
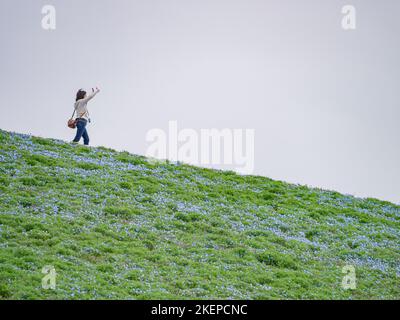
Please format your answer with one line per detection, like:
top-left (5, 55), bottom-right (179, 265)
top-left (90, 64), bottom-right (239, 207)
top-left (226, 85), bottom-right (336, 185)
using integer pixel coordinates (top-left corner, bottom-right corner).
top-left (76, 89), bottom-right (86, 101)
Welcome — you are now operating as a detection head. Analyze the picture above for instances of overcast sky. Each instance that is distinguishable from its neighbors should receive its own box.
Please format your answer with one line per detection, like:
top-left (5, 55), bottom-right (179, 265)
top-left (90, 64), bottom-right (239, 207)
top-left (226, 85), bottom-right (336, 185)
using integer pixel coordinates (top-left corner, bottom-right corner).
top-left (0, 0), bottom-right (399, 204)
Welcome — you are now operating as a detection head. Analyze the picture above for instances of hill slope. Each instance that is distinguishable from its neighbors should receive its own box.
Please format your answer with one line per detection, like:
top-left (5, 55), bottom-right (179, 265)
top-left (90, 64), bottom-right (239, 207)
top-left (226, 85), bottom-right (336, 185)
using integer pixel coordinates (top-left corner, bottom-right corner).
top-left (0, 129), bottom-right (399, 299)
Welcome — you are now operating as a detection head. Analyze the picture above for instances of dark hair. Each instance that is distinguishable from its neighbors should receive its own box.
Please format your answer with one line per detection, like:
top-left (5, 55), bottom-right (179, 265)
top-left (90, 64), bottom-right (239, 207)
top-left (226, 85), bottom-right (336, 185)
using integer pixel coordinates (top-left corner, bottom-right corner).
top-left (76, 89), bottom-right (86, 101)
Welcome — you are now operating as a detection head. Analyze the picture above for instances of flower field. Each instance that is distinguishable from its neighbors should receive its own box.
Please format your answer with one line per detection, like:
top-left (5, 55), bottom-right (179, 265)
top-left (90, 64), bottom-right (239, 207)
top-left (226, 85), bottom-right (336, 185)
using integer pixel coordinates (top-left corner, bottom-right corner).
top-left (0, 129), bottom-right (399, 299)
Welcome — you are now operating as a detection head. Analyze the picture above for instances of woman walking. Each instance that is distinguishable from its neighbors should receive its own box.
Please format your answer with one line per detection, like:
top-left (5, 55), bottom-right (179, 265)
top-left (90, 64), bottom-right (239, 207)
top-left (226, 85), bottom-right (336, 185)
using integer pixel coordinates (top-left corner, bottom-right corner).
top-left (72, 87), bottom-right (100, 145)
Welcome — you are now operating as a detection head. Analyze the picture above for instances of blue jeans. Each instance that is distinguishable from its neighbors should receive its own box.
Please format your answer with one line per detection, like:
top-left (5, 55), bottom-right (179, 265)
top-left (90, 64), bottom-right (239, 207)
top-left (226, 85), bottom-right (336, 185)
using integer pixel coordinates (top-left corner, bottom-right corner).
top-left (73, 119), bottom-right (89, 145)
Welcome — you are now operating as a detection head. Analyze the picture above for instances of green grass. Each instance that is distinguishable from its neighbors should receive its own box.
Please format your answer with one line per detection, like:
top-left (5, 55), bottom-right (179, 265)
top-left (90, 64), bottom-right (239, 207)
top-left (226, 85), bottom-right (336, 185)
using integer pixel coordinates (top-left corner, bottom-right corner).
top-left (0, 129), bottom-right (399, 299)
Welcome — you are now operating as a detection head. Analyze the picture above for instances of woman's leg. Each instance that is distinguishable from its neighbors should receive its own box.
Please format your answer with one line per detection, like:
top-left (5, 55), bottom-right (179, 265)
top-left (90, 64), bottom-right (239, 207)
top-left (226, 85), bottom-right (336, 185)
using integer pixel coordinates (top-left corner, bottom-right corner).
top-left (73, 120), bottom-right (86, 143)
top-left (82, 128), bottom-right (90, 145)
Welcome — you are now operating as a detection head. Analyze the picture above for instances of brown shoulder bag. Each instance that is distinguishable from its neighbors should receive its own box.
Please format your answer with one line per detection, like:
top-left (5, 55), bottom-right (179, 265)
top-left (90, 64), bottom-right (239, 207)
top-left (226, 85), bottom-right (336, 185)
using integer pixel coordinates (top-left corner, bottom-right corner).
top-left (67, 107), bottom-right (77, 129)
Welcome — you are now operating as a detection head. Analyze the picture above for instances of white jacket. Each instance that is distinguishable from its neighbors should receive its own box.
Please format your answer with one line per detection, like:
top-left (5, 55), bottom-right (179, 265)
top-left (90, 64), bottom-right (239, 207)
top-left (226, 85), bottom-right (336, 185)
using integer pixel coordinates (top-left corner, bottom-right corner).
top-left (74, 89), bottom-right (99, 120)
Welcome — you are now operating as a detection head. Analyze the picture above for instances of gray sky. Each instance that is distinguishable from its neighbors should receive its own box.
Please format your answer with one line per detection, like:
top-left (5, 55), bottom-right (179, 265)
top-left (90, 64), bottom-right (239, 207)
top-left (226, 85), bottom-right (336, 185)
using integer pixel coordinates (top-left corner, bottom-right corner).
top-left (0, 0), bottom-right (399, 204)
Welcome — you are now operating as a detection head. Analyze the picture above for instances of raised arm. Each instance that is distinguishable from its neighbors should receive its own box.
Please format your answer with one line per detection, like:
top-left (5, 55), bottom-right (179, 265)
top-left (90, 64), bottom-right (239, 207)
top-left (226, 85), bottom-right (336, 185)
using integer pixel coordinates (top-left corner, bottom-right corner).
top-left (82, 87), bottom-right (100, 103)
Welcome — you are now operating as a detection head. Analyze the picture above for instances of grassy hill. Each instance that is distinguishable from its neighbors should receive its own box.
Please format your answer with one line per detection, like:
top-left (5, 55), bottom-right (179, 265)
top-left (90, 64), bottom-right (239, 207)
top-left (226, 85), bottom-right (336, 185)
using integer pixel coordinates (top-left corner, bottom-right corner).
top-left (0, 129), bottom-right (399, 299)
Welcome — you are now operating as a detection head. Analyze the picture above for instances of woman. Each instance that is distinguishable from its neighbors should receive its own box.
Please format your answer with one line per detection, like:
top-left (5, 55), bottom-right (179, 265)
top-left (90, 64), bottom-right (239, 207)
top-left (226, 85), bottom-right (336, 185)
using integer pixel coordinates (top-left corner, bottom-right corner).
top-left (72, 87), bottom-right (100, 145)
